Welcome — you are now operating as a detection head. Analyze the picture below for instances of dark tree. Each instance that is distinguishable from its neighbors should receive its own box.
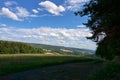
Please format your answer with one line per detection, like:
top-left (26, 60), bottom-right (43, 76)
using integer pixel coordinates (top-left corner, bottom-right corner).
top-left (75, 0), bottom-right (120, 59)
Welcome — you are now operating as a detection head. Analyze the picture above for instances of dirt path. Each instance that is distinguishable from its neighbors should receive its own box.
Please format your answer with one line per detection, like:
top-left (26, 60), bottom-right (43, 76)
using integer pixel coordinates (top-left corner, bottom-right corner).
top-left (0, 62), bottom-right (103, 80)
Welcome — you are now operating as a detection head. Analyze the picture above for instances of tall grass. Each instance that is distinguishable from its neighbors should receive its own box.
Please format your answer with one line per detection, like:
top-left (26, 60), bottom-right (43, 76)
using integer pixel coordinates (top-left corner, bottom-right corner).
top-left (0, 54), bottom-right (95, 75)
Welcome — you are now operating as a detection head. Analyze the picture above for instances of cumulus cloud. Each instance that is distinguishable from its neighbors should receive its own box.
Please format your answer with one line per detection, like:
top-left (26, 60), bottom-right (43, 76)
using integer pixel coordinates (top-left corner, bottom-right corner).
top-left (0, 1), bottom-right (38, 21)
top-left (0, 26), bottom-right (96, 50)
top-left (64, 0), bottom-right (89, 11)
top-left (32, 9), bottom-right (39, 14)
top-left (4, 1), bottom-right (17, 6)
top-left (39, 1), bottom-right (65, 15)
top-left (0, 6), bottom-right (37, 21)
top-left (0, 7), bottom-right (21, 21)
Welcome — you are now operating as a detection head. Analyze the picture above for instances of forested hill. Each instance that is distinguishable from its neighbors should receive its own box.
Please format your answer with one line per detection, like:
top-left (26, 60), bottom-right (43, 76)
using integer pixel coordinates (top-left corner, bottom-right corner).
top-left (0, 40), bottom-right (45, 54)
top-left (0, 40), bottom-right (94, 56)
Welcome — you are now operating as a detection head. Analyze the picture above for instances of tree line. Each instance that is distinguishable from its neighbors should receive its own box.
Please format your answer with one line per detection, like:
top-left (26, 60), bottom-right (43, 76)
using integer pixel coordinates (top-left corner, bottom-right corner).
top-left (75, 0), bottom-right (120, 60)
top-left (0, 40), bottom-right (45, 54)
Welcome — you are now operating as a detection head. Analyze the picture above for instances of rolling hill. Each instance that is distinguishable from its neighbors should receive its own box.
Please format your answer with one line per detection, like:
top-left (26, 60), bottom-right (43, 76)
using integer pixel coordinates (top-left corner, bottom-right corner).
top-left (0, 40), bottom-right (94, 56)
top-left (29, 43), bottom-right (95, 56)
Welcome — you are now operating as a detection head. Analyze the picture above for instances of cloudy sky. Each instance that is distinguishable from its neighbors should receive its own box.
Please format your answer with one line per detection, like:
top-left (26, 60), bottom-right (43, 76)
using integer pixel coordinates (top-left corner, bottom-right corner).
top-left (0, 0), bottom-right (96, 50)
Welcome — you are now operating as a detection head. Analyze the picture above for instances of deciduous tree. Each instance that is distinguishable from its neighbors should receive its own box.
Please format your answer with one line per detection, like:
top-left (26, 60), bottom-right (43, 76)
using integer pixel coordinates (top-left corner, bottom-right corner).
top-left (75, 0), bottom-right (120, 59)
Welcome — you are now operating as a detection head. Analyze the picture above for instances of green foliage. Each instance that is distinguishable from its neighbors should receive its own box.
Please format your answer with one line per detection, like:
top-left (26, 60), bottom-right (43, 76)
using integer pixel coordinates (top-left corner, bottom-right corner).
top-left (88, 62), bottom-right (120, 80)
top-left (96, 40), bottom-right (120, 60)
top-left (0, 40), bottom-right (45, 54)
top-left (75, 0), bottom-right (120, 60)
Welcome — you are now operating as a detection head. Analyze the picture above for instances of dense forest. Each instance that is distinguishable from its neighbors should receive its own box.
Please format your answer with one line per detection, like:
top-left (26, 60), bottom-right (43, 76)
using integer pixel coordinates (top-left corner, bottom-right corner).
top-left (0, 40), bottom-right (45, 54)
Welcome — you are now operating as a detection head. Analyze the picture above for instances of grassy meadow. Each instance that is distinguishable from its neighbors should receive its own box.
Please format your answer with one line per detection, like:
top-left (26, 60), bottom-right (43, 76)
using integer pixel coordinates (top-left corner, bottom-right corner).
top-left (0, 54), bottom-right (95, 75)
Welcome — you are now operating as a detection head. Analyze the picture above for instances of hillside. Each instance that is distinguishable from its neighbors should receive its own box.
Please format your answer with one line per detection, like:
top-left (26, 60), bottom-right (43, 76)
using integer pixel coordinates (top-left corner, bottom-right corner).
top-left (0, 40), bottom-right (45, 54)
top-left (29, 43), bottom-right (95, 56)
top-left (0, 40), bottom-right (94, 56)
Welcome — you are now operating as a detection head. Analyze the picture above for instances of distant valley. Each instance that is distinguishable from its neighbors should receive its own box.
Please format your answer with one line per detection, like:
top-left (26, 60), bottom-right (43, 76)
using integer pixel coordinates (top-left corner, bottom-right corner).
top-left (29, 43), bottom-right (95, 56)
top-left (0, 40), bottom-right (95, 56)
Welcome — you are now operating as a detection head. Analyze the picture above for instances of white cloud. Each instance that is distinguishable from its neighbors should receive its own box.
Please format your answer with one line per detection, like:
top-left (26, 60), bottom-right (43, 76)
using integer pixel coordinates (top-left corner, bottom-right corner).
top-left (68, 0), bottom-right (88, 4)
top-left (16, 7), bottom-right (30, 18)
top-left (4, 1), bottom-right (17, 6)
top-left (0, 1), bottom-right (38, 21)
top-left (0, 23), bottom-right (7, 27)
top-left (0, 6), bottom-right (37, 21)
top-left (0, 7), bottom-right (21, 21)
top-left (39, 1), bottom-right (65, 15)
top-left (16, 7), bottom-right (38, 18)
top-left (64, 0), bottom-right (89, 11)
top-left (32, 9), bottom-right (39, 14)
top-left (0, 26), bottom-right (96, 50)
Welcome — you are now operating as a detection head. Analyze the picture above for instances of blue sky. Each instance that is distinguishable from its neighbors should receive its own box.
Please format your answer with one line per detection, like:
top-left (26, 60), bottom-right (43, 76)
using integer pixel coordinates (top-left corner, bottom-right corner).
top-left (0, 0), bottom-right (96, 50)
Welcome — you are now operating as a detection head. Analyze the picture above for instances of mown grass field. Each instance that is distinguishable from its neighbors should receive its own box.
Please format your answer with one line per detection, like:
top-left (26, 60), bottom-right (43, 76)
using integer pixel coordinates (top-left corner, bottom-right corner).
top-left (0, 54), bottom-right (95, 75)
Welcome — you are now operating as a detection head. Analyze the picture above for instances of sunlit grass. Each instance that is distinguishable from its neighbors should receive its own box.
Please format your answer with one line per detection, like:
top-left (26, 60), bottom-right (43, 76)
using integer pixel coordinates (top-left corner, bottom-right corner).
top-left (0, 54), bottom-right (95, 75)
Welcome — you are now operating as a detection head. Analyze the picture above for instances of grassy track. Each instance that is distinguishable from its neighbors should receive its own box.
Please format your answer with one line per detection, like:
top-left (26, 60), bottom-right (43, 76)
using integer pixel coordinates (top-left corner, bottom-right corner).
top-left (0, 54), bottom-right (95, 75)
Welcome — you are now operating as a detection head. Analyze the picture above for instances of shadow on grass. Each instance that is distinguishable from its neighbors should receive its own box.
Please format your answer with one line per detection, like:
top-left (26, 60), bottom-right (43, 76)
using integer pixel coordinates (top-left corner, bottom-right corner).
top-left (88, 62), bottom-right (120, 80)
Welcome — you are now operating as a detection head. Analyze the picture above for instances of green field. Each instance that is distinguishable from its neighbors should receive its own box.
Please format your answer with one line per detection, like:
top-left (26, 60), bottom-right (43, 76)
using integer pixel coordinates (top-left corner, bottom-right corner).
top-left (0, 54), bottom-right (95, 75)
